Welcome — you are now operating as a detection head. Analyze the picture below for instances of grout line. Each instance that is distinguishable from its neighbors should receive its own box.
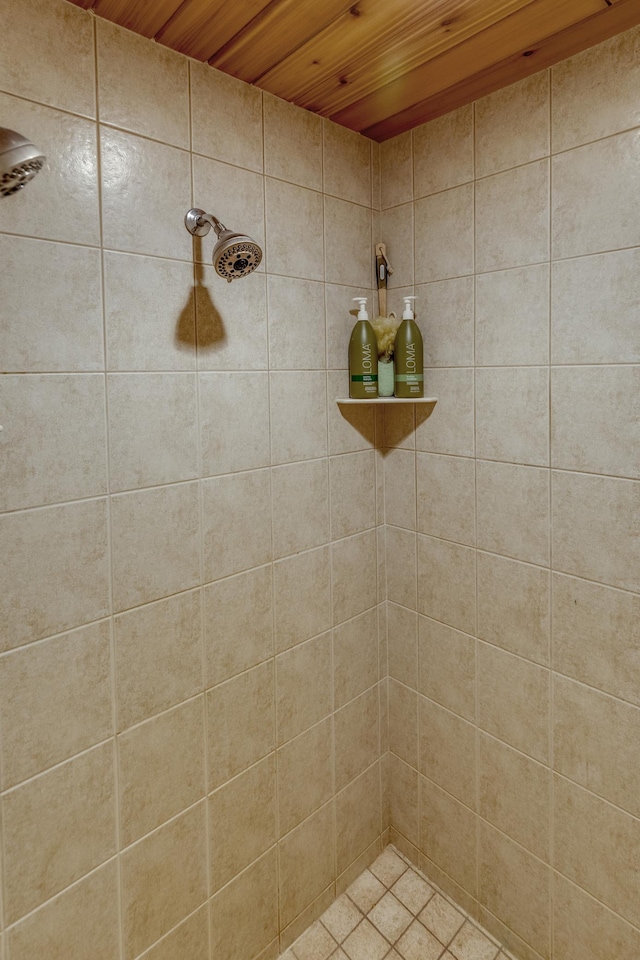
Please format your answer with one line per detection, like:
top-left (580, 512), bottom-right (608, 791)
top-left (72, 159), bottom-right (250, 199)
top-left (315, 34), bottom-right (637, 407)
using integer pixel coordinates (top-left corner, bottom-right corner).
top-left (547, 65), bottom-right (555, 960)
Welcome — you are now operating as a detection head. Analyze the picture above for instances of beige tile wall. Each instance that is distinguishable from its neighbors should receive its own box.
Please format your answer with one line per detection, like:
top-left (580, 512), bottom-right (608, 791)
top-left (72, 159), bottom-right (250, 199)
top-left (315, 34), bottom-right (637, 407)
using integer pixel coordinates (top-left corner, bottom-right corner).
top-left (381, 23), bottom-right (640, 960)
top-left (0, 1), bottom-right (388, 957)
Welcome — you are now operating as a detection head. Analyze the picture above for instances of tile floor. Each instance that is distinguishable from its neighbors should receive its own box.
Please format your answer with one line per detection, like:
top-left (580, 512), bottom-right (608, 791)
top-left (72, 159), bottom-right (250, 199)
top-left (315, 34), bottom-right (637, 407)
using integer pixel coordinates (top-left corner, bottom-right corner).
top-left (281, 847), bottom-right (515, 960)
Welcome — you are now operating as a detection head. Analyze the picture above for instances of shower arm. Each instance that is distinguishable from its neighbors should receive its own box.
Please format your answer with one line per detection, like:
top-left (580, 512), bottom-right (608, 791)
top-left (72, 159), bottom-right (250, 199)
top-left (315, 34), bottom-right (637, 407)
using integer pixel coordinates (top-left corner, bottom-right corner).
top-left (184, 208), bottom-right (228, 238)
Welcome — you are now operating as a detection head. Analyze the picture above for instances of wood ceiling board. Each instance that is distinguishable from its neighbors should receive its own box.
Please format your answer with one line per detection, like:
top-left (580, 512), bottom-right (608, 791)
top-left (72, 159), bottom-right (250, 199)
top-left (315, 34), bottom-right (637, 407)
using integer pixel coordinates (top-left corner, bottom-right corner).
top-left (363, 0), bottom-right (640, 139)
top-left (156, 0), bottom-right (274, 60)
top-left (211, 0), bottom-right (356, 84)
top-left (284, 0), bottom-right (537, 116)
top-left (259, 0), bottom-right (531, 104)
top-left (92, 0), bottom-right (181, 37)
top-left (331, 0), bottom-right (611, 131)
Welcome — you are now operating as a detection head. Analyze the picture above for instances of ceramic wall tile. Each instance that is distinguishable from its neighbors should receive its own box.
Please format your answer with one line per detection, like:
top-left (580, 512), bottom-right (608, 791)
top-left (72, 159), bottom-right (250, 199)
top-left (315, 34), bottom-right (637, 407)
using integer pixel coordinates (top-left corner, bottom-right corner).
top-left (551, 249), bottom-right (640, 364)
top-left (0, 621), bottom-right (112, 789)
top-left (108, 373), bottom-right (198, 491)
top-left (324, 120), bottom-right (372, 207)
top-left (264, 93), bottom-right (322, 190)
top-left (414, 183), bottom-right (474, 283)
top-left (0, 237), bottom-right (103, 373)
top-left (115, 590), bottom-right (203, 730)
top-left (111, 482), bottom-right (200, 611)
top-left (552, 129), bottom-right (640, 259)
top-left (381, 132), bottom-right (413, 208)
top-left (552, 25), bottom-right (640, 152)
top-left (0, 500), bottom-right (110, 651)
top-left (0, 0), bottom-right (95, 116)
top-left (476, 263), bottom-right (549, 366)
top-left (0, 374), bottom-right (107, 511)
top-left (475, 71), bottom-right (550, 178)
top-left (190, 62), bottom-right (263, 172)
top-left (101, 127), bottom-right (191, 260)
top-left (413, 105), bottom-right (474, 198)
top-left (199, 371), bottom-right (271, 476)
top-left (476, 160), bottom-right (549, 273)
top-left (97, 18), bottom-right (189, 147)
top-left (0, 94), bottom-right (99, 246)
top-left (204, 565), bottom-right (273, 686)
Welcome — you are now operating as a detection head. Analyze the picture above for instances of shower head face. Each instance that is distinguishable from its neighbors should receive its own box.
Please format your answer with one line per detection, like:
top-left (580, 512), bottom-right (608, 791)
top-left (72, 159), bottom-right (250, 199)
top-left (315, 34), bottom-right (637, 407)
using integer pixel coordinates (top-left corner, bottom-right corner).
top-left (0, 128), bottom-right (45, 198)
top-left (213, 230), bottom-right (262, 283)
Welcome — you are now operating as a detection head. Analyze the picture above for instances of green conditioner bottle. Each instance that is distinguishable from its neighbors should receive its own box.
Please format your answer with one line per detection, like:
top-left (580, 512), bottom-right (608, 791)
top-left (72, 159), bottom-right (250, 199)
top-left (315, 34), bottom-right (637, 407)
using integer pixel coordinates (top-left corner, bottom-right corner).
top-left (394, 296), bottom-right (423, 398)
top-left (349, 297), bottom-right (378, 399)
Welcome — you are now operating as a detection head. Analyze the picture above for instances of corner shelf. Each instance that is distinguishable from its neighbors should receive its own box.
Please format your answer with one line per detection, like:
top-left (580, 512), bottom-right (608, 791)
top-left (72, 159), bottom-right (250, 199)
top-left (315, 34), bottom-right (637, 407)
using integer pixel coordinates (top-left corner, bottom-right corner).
top-left (337, 397), bottom-right (437, 405)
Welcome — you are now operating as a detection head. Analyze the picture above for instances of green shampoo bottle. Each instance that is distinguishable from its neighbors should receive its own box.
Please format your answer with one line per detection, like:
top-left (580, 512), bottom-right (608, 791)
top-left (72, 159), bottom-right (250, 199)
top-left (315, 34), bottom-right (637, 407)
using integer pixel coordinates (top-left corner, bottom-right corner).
top-left (349, 297), bottom-right (378, 398)
top-left (394, 296), bottom-right (424, 398)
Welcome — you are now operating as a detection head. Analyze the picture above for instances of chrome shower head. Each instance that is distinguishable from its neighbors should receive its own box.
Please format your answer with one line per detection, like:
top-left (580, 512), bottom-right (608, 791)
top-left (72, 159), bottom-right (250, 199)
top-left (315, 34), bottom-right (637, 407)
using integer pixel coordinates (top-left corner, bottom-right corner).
top-left (185, 207), bottom-right (262, 282)
top-left (0, 127), bottom-right (45, 198)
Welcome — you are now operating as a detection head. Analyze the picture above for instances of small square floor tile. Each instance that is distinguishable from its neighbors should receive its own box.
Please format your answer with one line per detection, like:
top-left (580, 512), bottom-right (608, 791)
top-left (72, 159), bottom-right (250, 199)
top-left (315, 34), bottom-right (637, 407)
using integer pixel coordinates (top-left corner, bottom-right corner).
top-left (346, 870), bottom-right (387, 913)
top-left (419, 894), bottom-right (465, 945)
top-left (449, 922), bottom-right (500, 960)
top-left (342, 919), bottom-right (390, 960)
top-left (369, 891), bottom-right (413, 943)
top-left (321, 894), bottom-right (363, 943)
top-left (396, 920), bottom-right (444, 960)
top-left (293, 921), bottom-right (339, 960)
top-left (370, 847), bottom-right (408, 887)
top-left (392, 869), bottom-right (434, 915)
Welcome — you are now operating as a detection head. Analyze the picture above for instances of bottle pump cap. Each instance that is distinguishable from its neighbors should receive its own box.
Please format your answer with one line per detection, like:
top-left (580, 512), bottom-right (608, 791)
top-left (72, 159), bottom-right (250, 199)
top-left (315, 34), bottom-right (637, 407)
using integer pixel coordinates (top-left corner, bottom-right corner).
top-left (402, 296), bottom-right (416, 320)
top-left (352, 297), bottom-right (369, 321)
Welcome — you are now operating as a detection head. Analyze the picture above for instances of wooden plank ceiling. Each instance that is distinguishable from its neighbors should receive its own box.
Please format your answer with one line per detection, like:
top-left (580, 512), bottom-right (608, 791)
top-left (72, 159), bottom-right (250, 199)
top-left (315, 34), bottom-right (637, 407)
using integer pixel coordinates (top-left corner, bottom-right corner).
top-left (68, 0), bottom-right (640, 140)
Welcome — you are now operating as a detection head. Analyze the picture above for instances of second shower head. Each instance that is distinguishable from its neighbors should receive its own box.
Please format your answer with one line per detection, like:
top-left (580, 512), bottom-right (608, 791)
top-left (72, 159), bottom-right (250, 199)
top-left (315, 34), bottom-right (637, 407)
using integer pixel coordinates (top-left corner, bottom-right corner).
top-left (185, 208), bottom-right (262, 282)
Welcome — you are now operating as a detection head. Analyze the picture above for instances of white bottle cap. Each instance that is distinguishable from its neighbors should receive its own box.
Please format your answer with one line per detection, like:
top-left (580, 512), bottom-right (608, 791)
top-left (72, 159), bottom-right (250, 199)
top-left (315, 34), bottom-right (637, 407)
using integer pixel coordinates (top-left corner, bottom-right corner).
top-left (402, 296), bottom-right (416, 320)
top-left (352, 297), bottom-right (369, 320)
